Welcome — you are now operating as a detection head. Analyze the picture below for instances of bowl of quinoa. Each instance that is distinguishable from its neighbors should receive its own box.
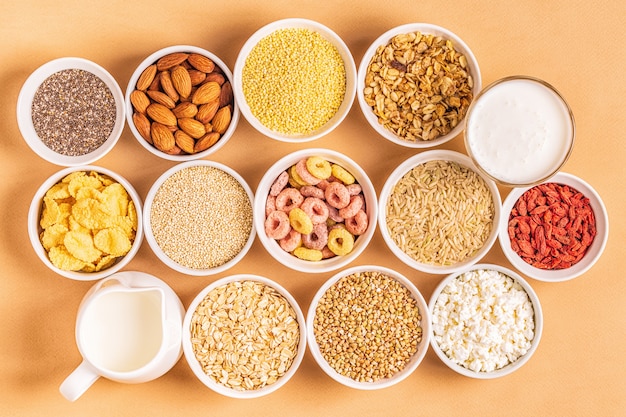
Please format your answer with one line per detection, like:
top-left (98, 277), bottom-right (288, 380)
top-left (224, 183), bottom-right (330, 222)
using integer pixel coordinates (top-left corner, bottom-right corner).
top-left (233, 18), bottom-right (356, 142)
top-left (378, 150), bottom-right (501, 274)
top-left (143, 160), bottom-right (255, 276)
top-left (429, 264), bottom-right (543, 378)
top-left (307, 265), bottom-right (431, 389)
top-left (17, 57), bottom-right (125, 166)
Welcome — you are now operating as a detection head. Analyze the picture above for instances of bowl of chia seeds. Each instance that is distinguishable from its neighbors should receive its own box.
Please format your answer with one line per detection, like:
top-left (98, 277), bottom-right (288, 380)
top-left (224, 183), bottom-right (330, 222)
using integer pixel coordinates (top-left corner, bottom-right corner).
top-left (233, 18), bottom-right (357, 142)
top-left (17, 57), bottom-right (125, 166)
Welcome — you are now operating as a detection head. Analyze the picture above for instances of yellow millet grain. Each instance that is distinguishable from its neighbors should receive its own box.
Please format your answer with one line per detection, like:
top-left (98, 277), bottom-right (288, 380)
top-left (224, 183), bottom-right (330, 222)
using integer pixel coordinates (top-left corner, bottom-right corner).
top-left (242, 28), bottom-right (346, 135)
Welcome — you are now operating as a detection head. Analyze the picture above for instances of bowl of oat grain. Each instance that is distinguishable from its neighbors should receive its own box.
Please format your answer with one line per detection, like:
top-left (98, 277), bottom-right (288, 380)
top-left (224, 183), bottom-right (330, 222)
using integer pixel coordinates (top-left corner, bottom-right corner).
top-left (357, 23), bottom-right (481, 148)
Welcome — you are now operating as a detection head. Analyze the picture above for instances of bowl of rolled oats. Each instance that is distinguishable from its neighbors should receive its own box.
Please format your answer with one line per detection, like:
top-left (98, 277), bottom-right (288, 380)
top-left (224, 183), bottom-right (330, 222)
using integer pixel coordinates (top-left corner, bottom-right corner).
top-left (357, 23), bottom-right (481, 148)
top-left (307, 265), bottom-right (431, 389)
top-left (182, 275), bottom-right (306, 398)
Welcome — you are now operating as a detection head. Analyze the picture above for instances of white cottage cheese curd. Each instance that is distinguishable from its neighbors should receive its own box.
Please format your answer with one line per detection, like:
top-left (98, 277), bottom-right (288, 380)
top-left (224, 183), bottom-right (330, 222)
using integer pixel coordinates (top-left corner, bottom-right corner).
top-left (432, 269), bottom-right (535, 372)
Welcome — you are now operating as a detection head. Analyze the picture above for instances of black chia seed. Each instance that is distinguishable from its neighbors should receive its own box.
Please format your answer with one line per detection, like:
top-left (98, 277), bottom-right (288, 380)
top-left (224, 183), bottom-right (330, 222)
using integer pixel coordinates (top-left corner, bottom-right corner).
top-left (31, 68), bottom-right (117, 156)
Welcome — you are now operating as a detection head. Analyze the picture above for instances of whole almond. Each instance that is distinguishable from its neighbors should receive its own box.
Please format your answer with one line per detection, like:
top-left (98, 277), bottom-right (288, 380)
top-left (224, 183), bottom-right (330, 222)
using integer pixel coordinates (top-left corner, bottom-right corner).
top-left (192, 81), bottom-right (221, 105)
top-left (171, 65), bottom-right (192, 98)
top-left (136, 64), bottom-right (157, 91)
top-left (172, 101), bottom-right (198, 119)
top-left (163, 145), bottom-right (183, 155)
top-left (212, 106), bottom-right (232, 134)
top-left (130, 90), bottom-right (151, 114)
top-left (132, 112), bottom-right (152, 143)
top-left (150, 122), bottom-right (175, 151)
top-left (195, 100), bottom-right (220, 124)
top-left (188, 53), bottom-right (215, 73)
top-left (146, 90), bottom-right (176, 109)
top-left (148, 72), bottom-right (162, 91)
top-left (178, 117), bottom-right (206, 139)
top-left (205, 72), bottom-right (226, 85)
top-left (146, 103), bottom-right (177, 126)
top-left (188, 69), bottom-right (207, 86)
top-left (159, 70), bottom-right (180, 102)
top-left (174, 130), bottom-right (196, 154)
top-left (156, 52), bottom-right (189, 71)
top-left (194, 132), bottom-right (220, 153)
top-left (219, 81), bottom-right (233, 108)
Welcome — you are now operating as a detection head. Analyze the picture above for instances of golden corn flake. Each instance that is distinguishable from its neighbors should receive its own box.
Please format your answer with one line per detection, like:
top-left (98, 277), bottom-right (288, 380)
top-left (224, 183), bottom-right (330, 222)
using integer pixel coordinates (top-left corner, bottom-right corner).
top-left (71, 198), bottom-right (113, 230)
top-left (48, 245), bottom-right (87, 271)
top-left (101, 183), bottom-right (129, 216)
top-left (75, 186), bottom-right (102, 201)
top-left (45, 182), bottom-right (71, 200)
top-left (40, 223), bottom-right (68, 251)
top-left (94, 227), bottom-right (132, 256)
top-left (64, 230), bottom-right (102, 263)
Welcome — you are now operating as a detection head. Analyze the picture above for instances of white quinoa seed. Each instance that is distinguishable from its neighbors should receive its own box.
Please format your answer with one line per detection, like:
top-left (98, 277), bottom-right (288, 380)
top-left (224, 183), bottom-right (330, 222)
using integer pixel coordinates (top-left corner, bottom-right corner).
top-left (150, 166), bottom-right (253, 269)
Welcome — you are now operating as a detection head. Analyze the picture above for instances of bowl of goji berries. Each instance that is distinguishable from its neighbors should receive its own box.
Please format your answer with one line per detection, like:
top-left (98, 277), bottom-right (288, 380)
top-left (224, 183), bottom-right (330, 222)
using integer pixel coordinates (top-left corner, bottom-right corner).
top-left (499, 172), bottom-right (608, 282)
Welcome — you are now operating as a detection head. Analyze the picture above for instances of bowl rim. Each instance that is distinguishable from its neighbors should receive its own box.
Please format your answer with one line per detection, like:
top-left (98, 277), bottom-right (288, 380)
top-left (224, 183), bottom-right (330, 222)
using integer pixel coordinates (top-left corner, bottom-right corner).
top-left (253, 148), bottom-right (378, 273)
top-left (17, 57), bottom-right (125, 166)
top-left (498, 171), bottom-right (609, 282)
top-left (124, 44), bottom-right (240, 161)
top-left (306, 264), bottom-right (431, 389)
top-left (428, 263), bottom-right (543, 379)
top-left (233, 18), bottom-right (357, 142)
top-left (356, 22), bottom-right (482, 148)
top-left (378, 149), bottom-right (501, 274)
top-left (181, 274), bottom-right (307, 398)
top-left (142, 160), bottom-right (256, 276)
top-left (27, 165), bottom-right (144, 281)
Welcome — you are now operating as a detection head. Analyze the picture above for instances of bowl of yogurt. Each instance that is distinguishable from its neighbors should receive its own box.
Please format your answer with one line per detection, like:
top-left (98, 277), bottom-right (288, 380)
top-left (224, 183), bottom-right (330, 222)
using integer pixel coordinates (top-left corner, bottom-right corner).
top-left (464, 76), bottom-right (575, 187)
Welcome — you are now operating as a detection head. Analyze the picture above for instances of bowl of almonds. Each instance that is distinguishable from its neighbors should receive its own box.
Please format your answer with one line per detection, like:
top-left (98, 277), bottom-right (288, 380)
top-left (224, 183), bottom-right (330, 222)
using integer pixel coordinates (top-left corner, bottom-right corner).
top-left (125, 45), bottom-right (239, 160)
top-left (357, 23), bottom-right (481, 148)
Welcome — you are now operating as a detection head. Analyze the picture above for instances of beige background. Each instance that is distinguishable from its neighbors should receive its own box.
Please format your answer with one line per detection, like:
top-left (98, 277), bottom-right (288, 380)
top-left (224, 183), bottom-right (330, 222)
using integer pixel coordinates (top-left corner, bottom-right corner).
top-left (1, 0), bottom-right (624, 415)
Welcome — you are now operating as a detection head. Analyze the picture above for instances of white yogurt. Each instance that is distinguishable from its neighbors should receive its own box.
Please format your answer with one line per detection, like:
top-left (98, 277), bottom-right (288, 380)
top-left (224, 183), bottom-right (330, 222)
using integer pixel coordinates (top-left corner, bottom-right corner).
top-left (466, 78), bottom-right (573, 185)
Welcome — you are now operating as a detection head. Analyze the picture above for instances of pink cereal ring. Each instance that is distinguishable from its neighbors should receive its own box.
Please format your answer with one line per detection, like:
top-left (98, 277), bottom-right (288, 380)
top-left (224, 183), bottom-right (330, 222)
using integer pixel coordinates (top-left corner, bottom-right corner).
top-left (275, 188), bottom-right (304, 212)
top-left (325, 182), bottom-right (350, 209)
top-left (295, 159), bottom-right (321, 185)
top-left (346, 184), bottom-right (362, 196)
top-left (302, 223), bottom-right (329, 251)
top-left (265, 210), bottom-right (291, 240)
top-left (316, 179), bottom-right (330, 191)
top-left (301, 197), bottom-right (329, 224)
top-left (325, 202), bottom-right (344, 223)
top-left (339, 195), bottom-right (363, 219)
top-left (265, 195), bottom-right (277, 217)
top-left (270, 170), bottom-right (289, 197)
top-left (345, 209), bottom-right (368, 235)
top-left (321, 246), bottom-right (336, 259)
top-left (279, 228), bottom-right (302, 252)
top-left (300, 185), bottom-right (325, 199)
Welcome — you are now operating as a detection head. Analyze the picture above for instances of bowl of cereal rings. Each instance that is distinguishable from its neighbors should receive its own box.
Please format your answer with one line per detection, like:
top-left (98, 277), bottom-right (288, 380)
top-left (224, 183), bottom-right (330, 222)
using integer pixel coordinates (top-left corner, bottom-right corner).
top-left (27, 166), bottom-right (143, 280)
top-left (498, 172), bottom-right (609, 282)
top-left (429, 264), bottom-right (543, 379)
top-left (254, 148), bottom-right (377, 273)
top-left (378, 150), bottom-right (501, 274)
top-left (233, 18), bottom-right (357, 142)
top-left (357, 23), bottom-right (481, 148)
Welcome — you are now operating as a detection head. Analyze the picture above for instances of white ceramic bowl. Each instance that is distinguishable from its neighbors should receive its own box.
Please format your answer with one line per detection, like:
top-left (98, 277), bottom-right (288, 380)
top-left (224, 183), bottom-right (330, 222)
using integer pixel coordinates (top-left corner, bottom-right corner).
top-left (233, 18), bottom-right (357, 142)
top-left (357, 23), bottom-right (481, 148)
top-left (428, 264), bottom-right (543, 379)
top-left (307, 265), bottom-right (431, 389)
top-left (143, 160), bottom-right (255, 276)
top-left (17, 57), bottom-right (125, 166)
top-left (182, 274), bottom-right (306, 398)
top-left (27, 166), bottom-right (143, 281)
top-left (254, 148), bottom-right (377, 273)
top-left (378, 150), bottom-right (501, 274)
top-left (125, 45), bottom-right (239, 161)
top-left (499, 172), bottom-right (608, 282)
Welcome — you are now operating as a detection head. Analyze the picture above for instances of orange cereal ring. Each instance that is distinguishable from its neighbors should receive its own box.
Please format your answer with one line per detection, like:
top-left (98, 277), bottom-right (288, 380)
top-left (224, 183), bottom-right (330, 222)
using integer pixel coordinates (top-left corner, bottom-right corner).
top-left (301, 197), bottom-right (329, 224)
top-left (293, 246), bottom-right (323, 261)
top-left (279, 228), bottom-right (302, 252)
top-left (321, 246), bottom-right (336, 259)
top-left (302, 223), bottom-right (329, 251)
top-left (275, 188), bottom-right (304, 212)
top-left (327, 227), bottom-right (354, 256)
top-left (289, 207), bottom-right (313, 234)
top-left (345, 209), bottom-right (368, 236)
top-left (265, 195), bottom-right (277, 217)
top-left (346, 184), bottom-right (362, 196)
top-left (270, 170), bottom-right (289, 197)
top-left (265, 210), bottom-right (291, 240)
top-left (295, 158), bottom-right (322, 185)
top-left (306, 156), bottom-right (332, 179)
top-left (325, 182), bottom-right (350, 209)
top-left (331, 163), bottom-right (355, 185)
top-left (338, 194), bottom-right (363, 219)
top-left (300, 185), bottom-right (325, 199)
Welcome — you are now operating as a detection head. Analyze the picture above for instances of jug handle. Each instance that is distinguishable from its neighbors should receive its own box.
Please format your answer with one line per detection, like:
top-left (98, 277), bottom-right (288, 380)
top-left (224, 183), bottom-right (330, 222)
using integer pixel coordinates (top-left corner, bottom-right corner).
top-left (59, 360), bottom-right (100, 402)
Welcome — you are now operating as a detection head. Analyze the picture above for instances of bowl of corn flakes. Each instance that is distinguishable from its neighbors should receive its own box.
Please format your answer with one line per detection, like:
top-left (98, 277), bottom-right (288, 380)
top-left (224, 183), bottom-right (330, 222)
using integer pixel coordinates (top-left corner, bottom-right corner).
top-left (28, 166), bottom-right (143, 280)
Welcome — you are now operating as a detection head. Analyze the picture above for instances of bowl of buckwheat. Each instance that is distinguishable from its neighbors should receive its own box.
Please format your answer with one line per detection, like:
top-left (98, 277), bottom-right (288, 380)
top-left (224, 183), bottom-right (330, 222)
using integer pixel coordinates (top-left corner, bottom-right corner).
top-left (307, 265), bottom-right (431, 389)
top-left (233, 18), bottom-right (357, 142)
top-left (182, 274), bottom-right (306, 398)
top-left (357, 23), bottom-right (481, 148)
